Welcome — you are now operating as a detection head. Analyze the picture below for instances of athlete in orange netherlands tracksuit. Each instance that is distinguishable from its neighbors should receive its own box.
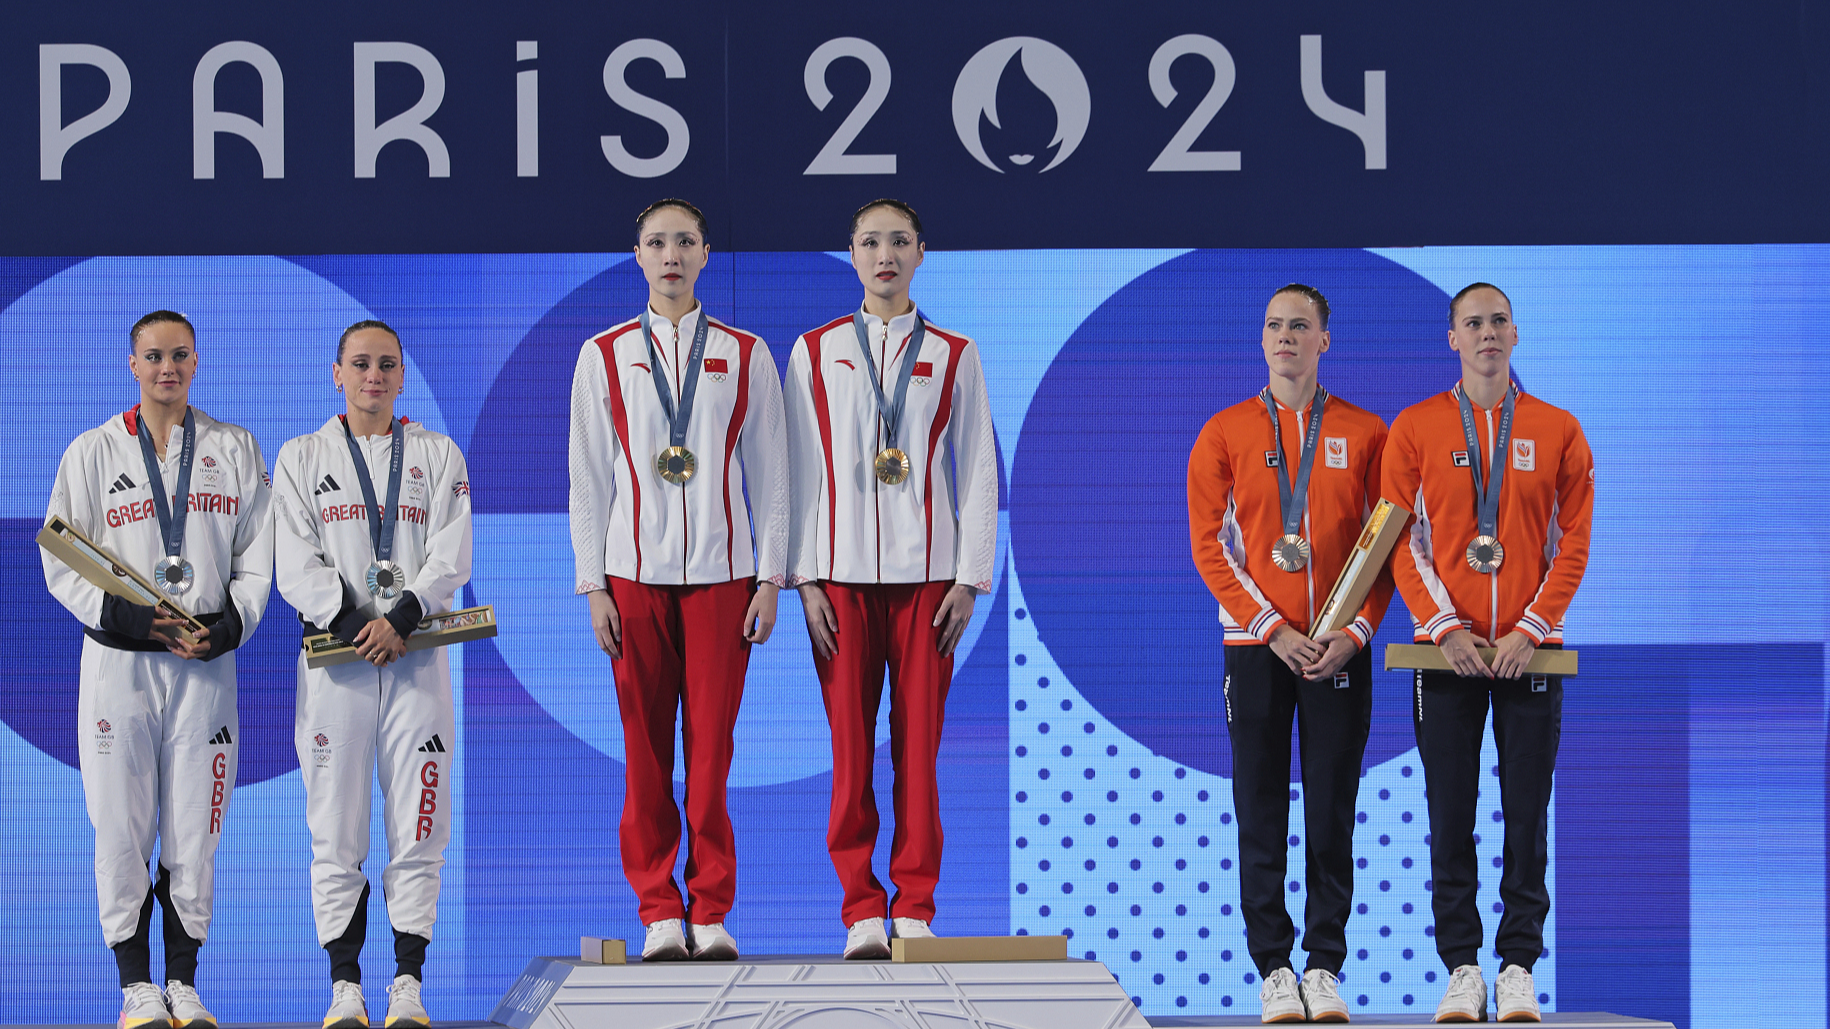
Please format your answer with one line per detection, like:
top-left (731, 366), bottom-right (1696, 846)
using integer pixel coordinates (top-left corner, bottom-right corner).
top-left (1382, 290), bottom-right (1593, 1002)
top-left (1187, 289), bottom-right (1393, 997)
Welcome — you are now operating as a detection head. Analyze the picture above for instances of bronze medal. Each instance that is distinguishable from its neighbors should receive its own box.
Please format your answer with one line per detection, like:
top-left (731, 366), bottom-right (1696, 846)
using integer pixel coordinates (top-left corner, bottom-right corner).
top-left (1271, 533), bottom-right (1311, 573)
top-left (1465, 535), bottom-right (1504, 573)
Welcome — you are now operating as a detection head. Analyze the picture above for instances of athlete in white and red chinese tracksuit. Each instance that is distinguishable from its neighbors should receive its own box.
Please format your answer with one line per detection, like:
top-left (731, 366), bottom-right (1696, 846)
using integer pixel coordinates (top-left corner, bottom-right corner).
top-left (273, 415), bottom-right (472, 985)
top-left (784, 307), bottom-right (998, 930)
top-left (43, 405), bottom-right (274, 988)
top-left (568, 305), bottom-right (789, 930)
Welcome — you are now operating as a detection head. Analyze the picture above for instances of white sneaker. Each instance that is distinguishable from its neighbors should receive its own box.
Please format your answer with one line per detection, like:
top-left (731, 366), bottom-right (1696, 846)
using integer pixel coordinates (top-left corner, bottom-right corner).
top-left (163, 982), bottom-right (216, 1029)
top-left (1258, 967), bottom-right (1307, 1023)
top-left (1301, 968), bottom-right (1350, 1022)
top-left (642, 918), bottom-right (689, 961)
top-left (119, 982), bottom-right (173, 1029)
top-left (1434, 964), bottom-right (1488, 1023)
top-left (843, 917), bottom-right (890, 960)
top-left (689, 922), bottom-right (739, 960)
top-left (323, 980), bottom-right (368, 1029)
top-left (891, 917), bottom-right (935, 939)
top-left (1494, 965), bottom-right (1541, 1022)
top-left (384, 975), bottom-right (428, 1028)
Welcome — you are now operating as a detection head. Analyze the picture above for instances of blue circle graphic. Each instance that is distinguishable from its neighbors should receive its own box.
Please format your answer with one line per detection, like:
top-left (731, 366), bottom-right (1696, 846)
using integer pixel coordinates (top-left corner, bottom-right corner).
top-left (1010, 249), bottom-right (1453, 779)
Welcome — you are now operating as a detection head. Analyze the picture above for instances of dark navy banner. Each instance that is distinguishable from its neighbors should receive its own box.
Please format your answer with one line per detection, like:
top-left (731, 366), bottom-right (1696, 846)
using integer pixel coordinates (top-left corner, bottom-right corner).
top-left (4, 1), bottom-right (1826, 254)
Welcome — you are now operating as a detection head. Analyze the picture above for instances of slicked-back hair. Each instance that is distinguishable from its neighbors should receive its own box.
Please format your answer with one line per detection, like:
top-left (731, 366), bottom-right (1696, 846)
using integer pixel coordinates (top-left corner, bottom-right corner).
top-left (338, 318), bottom-right (402, 361)
top-left (636, 198), bottom-right (709, 242)
top-left (1449, 282), bottom-right (1512, 324)
top-left (129, 310), bottom-right (194, 350)
top-left (1271, 283), bottom-right (1331, 329)
top-left (850, 198), bottom-right (923, 240)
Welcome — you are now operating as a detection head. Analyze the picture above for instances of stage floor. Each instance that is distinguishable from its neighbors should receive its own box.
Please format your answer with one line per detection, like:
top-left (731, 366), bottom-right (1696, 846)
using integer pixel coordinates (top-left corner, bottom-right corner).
top-left (8, 1017), bottom-right (1676, 1029)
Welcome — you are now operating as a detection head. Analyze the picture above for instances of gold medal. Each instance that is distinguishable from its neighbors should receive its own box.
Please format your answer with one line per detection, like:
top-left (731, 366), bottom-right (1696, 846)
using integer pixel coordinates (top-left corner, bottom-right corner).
top-left (656, 446), bottom-right (697, 484)
top-left (1465, 535), bottom-right (1504, 573)
top-left (1271, 534), bottom-right (1310, 572)
top-left (874, 447), bottom-right (910, 485)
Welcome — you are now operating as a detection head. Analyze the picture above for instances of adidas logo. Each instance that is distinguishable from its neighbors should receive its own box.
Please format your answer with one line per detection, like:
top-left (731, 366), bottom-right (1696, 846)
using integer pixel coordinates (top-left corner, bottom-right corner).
top-left (106, 473), bottom-right (137, 494)
top-left (417, 734), bottom-right (447, 754)
top-left (314, 474), bottom-right (342, 496)
top-left (207, 726), bottom-right (234, 746)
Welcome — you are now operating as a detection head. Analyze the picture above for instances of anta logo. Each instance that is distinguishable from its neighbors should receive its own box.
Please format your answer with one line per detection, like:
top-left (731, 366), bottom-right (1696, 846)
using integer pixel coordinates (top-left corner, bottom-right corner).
top-left (1324, 436), bottom-right (1348, 469)
top-left (1512, 438), bottom-right (1536, 471)
top-left (416, 760), bottom-right (440, 841)
top-left (1452, 451), bottom-right (1471, 468)
top-left (835, 359), bottom-right (856, 370)
top-left (208, 751), bottom-right (227, 834)
top-left (631, 362), bottom-right (650, 372)
top-left (106, 473), bottom-right (138, 494)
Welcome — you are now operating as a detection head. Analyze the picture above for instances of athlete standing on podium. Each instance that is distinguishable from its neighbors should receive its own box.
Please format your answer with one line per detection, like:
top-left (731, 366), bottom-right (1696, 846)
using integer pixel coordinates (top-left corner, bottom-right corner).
top-left (43, 310), bottom-right (273, 1029)
top-left (568, 199), bottom-right (789, 963)
top-left (1382, 283), bottom-right (1593, 1023)
top-left (784, 199), bottom-right (998, 959)
top-left (1186, 285), bottom-right (1392, 1023)
top-left (273, 320), bottom-right (473, 1029)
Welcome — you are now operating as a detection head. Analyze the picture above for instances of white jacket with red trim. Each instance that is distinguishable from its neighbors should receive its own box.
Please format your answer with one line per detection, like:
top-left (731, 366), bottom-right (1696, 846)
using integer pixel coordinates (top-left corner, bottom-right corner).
top-left (783, 308), bottom-right (998, 592)
top-left (569, 305), bottom-right (789, 590)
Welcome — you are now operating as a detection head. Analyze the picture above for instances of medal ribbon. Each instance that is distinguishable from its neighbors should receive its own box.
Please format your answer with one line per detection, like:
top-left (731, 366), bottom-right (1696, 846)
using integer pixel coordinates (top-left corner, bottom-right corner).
top-left (639, 308), bottom-right (712, 450)
top-left (341, 415), bottom-right (405, 564)
top-left (1455, 381), bottom-right (1519, 539)
top-left (852, 310), bottom-right (926, 453)
top-left (1260, 387), bottom-right (1328, 539)
top-left (134, 406), bottom-right (197, 562)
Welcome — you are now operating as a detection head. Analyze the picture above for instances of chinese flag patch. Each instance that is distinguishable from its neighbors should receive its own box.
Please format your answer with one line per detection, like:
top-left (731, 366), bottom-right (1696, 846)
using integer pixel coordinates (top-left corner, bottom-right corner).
top-left (913, 362), bottom-right (933, 377)
top-left (704, 358), bottom-right (729, 373)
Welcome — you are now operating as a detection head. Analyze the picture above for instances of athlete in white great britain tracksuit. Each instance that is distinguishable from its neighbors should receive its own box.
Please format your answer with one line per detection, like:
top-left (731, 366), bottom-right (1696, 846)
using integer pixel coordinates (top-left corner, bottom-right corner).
top-left (785, 200), bottom-right (998, 958)
top-left (41, 311), bottom-right (274, 1029)
top-left (272, 321), bottom-right (471, 1029)
top-left (570, 199), bottom-right (788, 963)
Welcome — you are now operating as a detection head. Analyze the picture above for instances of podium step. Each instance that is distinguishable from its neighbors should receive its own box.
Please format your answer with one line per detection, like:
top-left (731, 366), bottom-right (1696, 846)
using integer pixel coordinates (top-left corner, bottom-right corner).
top-left (492, 953), bottom-right (1149, 1029)
top-left (1148, 1015), bottom-right (1674, 1028)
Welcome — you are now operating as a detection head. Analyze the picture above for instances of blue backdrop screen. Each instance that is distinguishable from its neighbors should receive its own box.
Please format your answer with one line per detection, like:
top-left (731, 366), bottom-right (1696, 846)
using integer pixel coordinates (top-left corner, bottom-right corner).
top-left (1, 246), bottom-right (1825, 1029)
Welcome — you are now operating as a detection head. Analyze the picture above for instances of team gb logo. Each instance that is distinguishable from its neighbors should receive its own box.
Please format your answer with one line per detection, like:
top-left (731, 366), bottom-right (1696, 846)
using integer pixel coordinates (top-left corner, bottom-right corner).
top-left (952, 37), bottom-right (1091, 173)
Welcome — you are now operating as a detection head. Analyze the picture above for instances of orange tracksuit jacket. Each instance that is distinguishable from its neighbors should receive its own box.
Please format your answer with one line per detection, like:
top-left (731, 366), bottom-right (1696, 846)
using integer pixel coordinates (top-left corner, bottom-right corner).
top-left (1382, 384), bottom-right (1594, 645)
top-left (1188, 392), bottom-right (1394, 648)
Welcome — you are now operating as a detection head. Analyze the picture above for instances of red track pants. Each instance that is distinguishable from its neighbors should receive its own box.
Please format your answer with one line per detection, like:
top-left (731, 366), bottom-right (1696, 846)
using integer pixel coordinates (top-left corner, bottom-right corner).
top-left (816, 580), bottom-right (954, 926)
top-left (609, 576), bottom-right (751, 924)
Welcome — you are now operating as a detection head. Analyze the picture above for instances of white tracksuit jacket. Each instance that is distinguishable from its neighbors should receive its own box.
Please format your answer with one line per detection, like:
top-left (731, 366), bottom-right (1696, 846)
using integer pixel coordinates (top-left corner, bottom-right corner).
top-left (784, 310), bottom-right (998, 592)
top-left (272, 415), bottom-right (472, 944)
top-left (42, 405), bottom-right (274, 946)
top-left (569, 305), bottom-right (789, 593)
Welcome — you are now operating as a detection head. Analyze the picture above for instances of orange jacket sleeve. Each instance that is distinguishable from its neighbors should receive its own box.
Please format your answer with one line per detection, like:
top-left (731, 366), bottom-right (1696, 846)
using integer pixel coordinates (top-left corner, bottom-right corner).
top-left (1382, 410), bottom-right (1464, 643)
top-left (1346, 418), bottom-right (1396, 647)
top-left (1514, 411), bottom-right (1594, 644)
top-left (1187, 413), bottom-right (1286, 643)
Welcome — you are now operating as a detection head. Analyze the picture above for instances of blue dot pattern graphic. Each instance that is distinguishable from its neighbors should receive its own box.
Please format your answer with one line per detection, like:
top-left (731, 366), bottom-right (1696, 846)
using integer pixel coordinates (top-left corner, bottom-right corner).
top-left (1006, 565), bottom-right (1555, 1016)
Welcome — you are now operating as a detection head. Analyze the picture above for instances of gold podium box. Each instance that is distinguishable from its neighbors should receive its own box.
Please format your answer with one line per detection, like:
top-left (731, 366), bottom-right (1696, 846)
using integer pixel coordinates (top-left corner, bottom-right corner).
top-left (1385, 643), bottom-right (1578, 676)
top-left (37, 515), bottom-right (206, 643)
top-left (890, 935), bottom-right (1068, 963)
top-left (578, 936), bottom-right (627, 965)
top-left (304, 605), bottom-right (497, 668)
top-left (1311, 499), bottom-right (1410, 637)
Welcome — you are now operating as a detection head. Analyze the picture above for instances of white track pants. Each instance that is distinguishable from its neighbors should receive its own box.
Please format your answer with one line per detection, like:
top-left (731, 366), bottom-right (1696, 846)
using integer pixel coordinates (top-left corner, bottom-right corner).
top-left (78, 639), bottom-right (238, 946)
top-left (295, 647), bottom-right (454, 945)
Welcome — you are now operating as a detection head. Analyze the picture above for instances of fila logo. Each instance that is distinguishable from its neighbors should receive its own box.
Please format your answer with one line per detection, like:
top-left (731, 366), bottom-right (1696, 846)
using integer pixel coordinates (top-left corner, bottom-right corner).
top-left (107, 473), bottom-right (137, 494)
top-left (1264, 450), bottom-right (1281, 468)
top-left (1512, 439), bottom-right (1536, 471)
top-left (1333, 672), bottom-right (1351, 690)
top-left (1452, 451), bottom-right (1471, 468)
top-left (207, 725), bottom-right (234, 746)
top-left (314, 474), bottom-right (342, 496)
top-left (417, 733), bottom-right (447, 754)
top-left (1324, 437), bottom-right (1348, 469)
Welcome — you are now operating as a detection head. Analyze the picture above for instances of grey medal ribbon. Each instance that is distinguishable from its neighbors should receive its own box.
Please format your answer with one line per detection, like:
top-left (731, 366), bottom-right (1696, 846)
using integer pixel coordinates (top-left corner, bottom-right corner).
top-left (341, 415), bottom-right (405, 565)
top-left (852, 310), bottom-right (926, 454)
top-left (1261, 386), bottom-right (1329, 540)
top-left (135, 405), bottom-right (197, 570)
top-left (1456, 382), bottom-right (1518, 540)
top-left (640, 309), bottom-right (712, 450)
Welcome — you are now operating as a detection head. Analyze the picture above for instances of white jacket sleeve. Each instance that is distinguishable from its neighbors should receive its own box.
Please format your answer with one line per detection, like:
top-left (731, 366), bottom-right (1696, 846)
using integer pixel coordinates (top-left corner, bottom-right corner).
top-left (950, 343), bottom-right (999, 594)
top-left (568, 342), bottom-right (618, 595)
top-left (224, 430), bottom-right (275, 638)
top-left (409, 439), bottom-right (473, 615)
top-left (739, 341), bottom-right (790, 587)
top-left (42, 436), bottom-right (108, 628)
top-left (272, 438), bottom-right (351, 630)
top-left (782, 338), bottom-right (824, 587)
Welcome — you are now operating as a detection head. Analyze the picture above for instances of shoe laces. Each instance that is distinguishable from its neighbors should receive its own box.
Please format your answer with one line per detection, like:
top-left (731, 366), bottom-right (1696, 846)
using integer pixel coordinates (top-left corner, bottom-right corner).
top-left (1447, 965), bottom-right (1484, 999)
top-left (165, 982), bottom-right (201, 1006)
top-left (1496, 967), bottom-right (1532, 997)
top-left (124, 982), bottom-right (165, 1008)
top-left (332, 980), bottom-right (364, 1005)
top-left (1305, 969), bottom-right (1339, 991)
top-left (388, 977), bottom-right (421, 1004)
top-left (1263, 968), bottom-right (1301, 999)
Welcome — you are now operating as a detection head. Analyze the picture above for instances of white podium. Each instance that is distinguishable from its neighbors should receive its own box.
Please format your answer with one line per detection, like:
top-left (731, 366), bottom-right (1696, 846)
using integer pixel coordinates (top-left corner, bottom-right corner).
top-left (491, 954), bottom-right (1150, 1029)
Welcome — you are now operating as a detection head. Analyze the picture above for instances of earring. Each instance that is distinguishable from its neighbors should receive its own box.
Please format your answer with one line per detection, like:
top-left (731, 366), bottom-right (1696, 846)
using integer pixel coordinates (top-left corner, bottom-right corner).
top-left (397, 386), bottom-right (405, 394)
top-left (336, 384), bottom-right (344, 392)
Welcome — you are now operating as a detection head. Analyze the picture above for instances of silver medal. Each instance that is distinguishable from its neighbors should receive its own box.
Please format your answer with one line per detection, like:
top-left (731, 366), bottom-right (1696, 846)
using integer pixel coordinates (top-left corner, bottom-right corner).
top-left (153, 555), bottom-right (194, 596)
top-left (366, 559), bottom-right (405, 598)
